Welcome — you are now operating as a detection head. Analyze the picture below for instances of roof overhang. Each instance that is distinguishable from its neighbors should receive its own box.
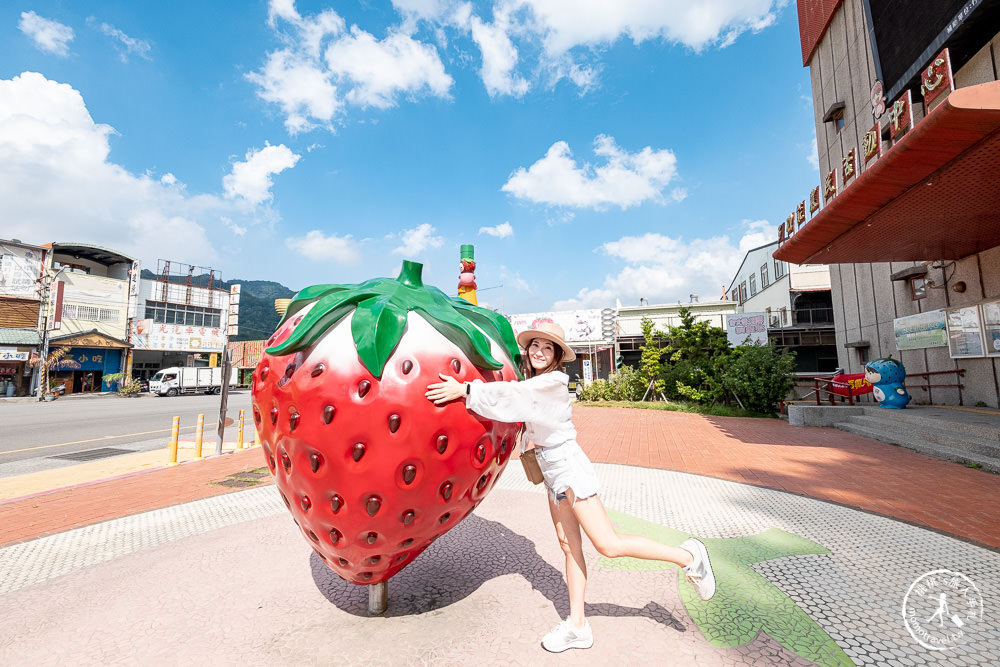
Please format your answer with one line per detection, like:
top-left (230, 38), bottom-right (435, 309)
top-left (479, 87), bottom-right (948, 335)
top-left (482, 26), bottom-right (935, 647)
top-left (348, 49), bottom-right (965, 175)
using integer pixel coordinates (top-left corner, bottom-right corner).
top-left (774, 81), bottom-right (1000, 265)
top-left (51, 243), bottom-right (135, 267)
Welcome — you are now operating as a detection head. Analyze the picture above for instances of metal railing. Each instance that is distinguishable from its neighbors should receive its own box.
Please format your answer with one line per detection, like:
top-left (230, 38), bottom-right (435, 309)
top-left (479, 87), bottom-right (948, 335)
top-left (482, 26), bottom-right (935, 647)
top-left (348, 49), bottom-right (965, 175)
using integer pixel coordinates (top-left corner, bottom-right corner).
top-left (905, 368), bottom-right (965, 391)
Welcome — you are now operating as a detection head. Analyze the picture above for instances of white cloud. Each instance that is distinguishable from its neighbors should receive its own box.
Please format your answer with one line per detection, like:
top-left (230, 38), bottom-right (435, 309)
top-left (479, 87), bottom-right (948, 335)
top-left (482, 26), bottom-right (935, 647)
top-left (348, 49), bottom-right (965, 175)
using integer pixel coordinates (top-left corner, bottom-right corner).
top-left (286, 230), bottom-right (361, 263)
top-left (552, 221), bottom-right (770, 309)
top-left (92, 20), bottom-right (153, 62)
top-left (0, 72), bottom-right (270, 270)
top-left (468, 13), bottom-right (529, 98)
top-left (479, 221), bottom-right (513, 238)
top-left (503, 134), bottom-right (679, 209)
top-left (325, 28), bottom-right (453, 108)
top-left (223, 143), bottom-right (301, 205)
top-left (391, 223), bottom-right (443, 256)
top-left (18, 11), bottom-right (74, 56)
top-left (249, 1), bottom-right (452, 131)
top-left (514, 0), bottom-right (784, 54)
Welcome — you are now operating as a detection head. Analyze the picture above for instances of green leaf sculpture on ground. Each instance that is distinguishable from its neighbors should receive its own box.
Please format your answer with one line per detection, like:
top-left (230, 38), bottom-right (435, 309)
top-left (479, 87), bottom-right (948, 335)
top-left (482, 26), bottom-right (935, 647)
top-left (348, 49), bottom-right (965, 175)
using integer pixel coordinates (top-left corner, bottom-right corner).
top-left (599, 510), bottom-right (853, 667)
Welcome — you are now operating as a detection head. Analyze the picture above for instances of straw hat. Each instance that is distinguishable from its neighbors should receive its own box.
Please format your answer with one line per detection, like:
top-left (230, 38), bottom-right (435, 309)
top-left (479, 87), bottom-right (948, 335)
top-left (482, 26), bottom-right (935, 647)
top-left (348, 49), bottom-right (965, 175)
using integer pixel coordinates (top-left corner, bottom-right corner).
top-left (516, 322), bottom-right (576, 362)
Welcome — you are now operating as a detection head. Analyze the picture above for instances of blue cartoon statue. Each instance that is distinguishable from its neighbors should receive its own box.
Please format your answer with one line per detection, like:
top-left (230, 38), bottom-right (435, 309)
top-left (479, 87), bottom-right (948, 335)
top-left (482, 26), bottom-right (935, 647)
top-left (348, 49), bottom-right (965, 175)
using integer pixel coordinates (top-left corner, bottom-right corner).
top-left (864, 356), bottom-right (911, 409)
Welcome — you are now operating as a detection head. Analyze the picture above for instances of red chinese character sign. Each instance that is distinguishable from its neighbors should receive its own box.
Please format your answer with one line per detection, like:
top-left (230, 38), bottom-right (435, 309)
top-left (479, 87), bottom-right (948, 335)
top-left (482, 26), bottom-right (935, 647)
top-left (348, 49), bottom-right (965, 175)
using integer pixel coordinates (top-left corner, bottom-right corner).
top-left (842, 149), bottom-right (856, 184)
top-left (920, 48), bottom-right (953, 108)
top-left (889, 90), bottom-right (913, 141)
top-left (862, 125), bottom-right (881, 164)
top-left (251, 261), bottom-right (523, 585)
top-left (809, 186), bottom-right (820, 214)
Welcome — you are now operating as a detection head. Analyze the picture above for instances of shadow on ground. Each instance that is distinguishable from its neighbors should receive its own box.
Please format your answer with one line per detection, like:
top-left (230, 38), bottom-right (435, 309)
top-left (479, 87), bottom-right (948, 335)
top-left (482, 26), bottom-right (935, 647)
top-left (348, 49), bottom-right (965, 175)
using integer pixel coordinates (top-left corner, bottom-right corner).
top-left (309, 512), bottom-right (686, 632)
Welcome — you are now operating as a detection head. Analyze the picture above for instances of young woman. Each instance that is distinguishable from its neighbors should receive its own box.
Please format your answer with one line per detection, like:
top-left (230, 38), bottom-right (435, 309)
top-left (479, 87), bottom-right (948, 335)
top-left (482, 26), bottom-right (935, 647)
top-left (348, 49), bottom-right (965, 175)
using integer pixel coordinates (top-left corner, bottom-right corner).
top-left (426, 322), bottom-right (716, 653)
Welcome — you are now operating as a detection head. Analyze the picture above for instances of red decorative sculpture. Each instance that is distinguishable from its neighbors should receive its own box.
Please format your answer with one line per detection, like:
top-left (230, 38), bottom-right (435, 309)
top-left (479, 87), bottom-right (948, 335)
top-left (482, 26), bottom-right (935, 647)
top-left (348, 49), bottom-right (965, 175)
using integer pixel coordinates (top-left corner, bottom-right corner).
top-left (252, 261), bottom-right (522, 585)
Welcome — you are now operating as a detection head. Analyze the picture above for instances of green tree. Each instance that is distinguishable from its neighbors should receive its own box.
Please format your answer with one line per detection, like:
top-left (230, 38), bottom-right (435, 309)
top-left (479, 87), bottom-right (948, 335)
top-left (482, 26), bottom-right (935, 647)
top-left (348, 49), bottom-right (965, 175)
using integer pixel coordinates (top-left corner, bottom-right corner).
top-left (721, 342), bottom-right (797, 414)
top-left (638, 317), bottom-right (666, 398)
top-left (661, 307), bottom-right (731, 404)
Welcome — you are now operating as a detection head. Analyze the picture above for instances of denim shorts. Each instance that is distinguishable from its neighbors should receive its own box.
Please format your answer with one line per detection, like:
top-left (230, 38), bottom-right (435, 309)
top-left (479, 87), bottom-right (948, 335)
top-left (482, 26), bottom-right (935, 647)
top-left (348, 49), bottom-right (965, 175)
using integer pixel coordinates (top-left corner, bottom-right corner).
top-left (536, 441), bottom-right (600, 505)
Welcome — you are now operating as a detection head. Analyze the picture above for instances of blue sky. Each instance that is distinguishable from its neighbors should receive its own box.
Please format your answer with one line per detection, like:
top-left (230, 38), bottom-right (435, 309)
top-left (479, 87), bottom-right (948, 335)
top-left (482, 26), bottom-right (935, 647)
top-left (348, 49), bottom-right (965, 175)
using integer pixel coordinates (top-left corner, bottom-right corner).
top-left (1, 0), bottom-right (818, 314)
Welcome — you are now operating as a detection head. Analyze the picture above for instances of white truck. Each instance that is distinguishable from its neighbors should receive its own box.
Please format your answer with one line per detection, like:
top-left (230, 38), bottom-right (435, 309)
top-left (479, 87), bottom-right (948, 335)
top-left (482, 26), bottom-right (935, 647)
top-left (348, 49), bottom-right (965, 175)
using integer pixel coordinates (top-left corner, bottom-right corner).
top-left (149, 366), bottom-right (237, 397)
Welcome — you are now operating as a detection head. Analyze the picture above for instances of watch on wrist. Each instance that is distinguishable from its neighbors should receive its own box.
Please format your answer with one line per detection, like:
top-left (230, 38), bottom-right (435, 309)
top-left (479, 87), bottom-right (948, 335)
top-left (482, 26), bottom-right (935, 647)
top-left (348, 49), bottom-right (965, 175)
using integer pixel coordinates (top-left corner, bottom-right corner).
top-left (465, 382), bottom-right (471, 396)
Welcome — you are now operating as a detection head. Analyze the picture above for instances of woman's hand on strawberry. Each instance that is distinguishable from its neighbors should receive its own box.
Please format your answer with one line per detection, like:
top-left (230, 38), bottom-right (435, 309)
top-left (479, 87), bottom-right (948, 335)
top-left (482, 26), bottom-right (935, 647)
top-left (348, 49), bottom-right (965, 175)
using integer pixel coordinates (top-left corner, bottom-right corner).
top-left (426, 373), bottom-right (466, 405)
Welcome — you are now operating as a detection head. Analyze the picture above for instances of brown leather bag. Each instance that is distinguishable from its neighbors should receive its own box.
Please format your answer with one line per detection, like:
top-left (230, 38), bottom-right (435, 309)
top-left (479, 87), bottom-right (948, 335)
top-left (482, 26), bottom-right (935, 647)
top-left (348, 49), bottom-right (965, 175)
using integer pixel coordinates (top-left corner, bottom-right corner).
top-left (520, 449), bottom-right (544, 485)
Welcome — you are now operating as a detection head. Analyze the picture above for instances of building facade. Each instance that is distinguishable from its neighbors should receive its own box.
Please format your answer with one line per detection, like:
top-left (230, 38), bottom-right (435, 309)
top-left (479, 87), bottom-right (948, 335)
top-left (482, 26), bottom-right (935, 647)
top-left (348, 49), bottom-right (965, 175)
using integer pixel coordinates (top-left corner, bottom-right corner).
top-left (129, 261), bottom-right (237, 385)
top-left (0, 239), bottom-right (47, 396)
top-left (775, 0), bottom-right (1000, 407)
top-left (44, 243), bottom-right (136, 395)
top-left (728, 242), bottom-right (837, 374)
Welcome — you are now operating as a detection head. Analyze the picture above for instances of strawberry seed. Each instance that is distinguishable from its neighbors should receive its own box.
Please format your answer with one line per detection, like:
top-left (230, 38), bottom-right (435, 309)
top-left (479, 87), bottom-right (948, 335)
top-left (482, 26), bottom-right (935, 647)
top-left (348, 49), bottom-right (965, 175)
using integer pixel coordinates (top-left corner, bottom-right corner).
top-left (309, 453), bottom-right (322, 472)
top-left (310, 363), bottom-right (325, 377)
top-left (365, 495), bottom-right (382, 516)
top-left (300, 495), bottom-right (311, 511)
top-left (358, 379), bottom-right (371, 398)
top-left (450, 358), bottom-right (461, 373)
top-left (366, 532), bottom-right (378, 545)
top-left (388, 414), bottom-right (401, 433)
top-left (440, 481), bottom-right (453, 500)
top-left (401, 359), bottom-right (413, 374)
top-left (322, 405), bottom-right (335, 424)
top-left (401, 510), bottom-right (415, 525)
top-left (330, 494), bottom-right (343, 513)
top-left (330, 529), bottom-right (343, 545)
top-left (352, 443), bottom-right (366, 462)
top-left (401, 465), bottom-right (416, 484)
top-left (439, 512), bottom-right (451, 524)
top-left (436, 435), bottom-right (448, 454)
top-left (399, 538), bottom-right (414, 548)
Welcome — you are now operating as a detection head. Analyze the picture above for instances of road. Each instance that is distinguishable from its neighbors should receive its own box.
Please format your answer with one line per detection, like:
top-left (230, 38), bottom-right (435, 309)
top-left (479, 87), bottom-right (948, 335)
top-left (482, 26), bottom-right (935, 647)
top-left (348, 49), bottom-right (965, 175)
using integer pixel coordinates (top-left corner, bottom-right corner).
top-left (0, 390), bottom-right (254, 478)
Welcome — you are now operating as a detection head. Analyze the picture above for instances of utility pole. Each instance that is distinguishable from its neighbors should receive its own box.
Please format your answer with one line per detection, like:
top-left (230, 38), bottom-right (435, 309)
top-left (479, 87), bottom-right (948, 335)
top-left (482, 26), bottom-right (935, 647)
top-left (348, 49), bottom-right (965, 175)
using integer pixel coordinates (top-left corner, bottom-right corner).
top-left (35, 263), bottom-right (66, 401)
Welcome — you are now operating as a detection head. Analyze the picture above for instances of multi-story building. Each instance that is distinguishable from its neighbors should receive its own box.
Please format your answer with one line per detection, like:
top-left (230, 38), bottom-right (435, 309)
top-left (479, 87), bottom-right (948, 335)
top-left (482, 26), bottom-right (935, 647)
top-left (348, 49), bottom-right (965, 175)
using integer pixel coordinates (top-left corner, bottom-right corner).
top-left (774, 0), bottom-right (1000, 407)
top-left (727, 241), bottom-right (837, 374)
top-left (0, 239), bottom-right (47, 396)
top-left (44, 243), bottom-right (137, 395)
top-left (130, 260), bottom-right (238, 385)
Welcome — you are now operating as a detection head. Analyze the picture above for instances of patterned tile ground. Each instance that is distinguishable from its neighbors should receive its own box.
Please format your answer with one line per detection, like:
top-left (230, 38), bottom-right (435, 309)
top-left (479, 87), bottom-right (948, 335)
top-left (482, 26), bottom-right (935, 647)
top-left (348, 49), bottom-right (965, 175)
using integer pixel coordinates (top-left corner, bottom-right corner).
top-left (1, 463), bottom-right (998, 665)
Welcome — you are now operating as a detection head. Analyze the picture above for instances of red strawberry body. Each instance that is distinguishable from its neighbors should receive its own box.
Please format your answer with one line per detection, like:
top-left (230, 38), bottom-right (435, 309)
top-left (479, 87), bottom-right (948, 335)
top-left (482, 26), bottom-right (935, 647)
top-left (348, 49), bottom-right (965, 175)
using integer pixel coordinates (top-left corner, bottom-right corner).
top-left (252, 263), bottom-right (522, 585)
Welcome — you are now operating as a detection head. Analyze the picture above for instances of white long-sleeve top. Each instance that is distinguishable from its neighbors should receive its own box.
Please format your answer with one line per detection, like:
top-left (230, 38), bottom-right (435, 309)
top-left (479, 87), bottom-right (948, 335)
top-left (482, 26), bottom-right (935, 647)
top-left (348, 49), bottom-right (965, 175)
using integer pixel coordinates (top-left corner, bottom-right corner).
top-left (466, 371), bottom-right (577, 453)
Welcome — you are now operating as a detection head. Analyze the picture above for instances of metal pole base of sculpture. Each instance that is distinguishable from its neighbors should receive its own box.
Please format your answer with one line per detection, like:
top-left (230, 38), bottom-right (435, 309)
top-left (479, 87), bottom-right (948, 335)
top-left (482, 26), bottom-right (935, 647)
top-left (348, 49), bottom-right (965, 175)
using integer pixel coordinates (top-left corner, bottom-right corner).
top-left (368, 582), bottom-right (387, 615)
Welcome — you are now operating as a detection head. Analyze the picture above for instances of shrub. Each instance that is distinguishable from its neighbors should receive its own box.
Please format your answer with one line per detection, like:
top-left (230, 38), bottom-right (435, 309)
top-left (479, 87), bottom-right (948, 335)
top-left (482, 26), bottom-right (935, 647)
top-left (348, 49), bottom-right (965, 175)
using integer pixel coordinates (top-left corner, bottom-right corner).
top-left (577, 365), bottom-right (646, 402)
top-left (721, 342), bottom-right (797, 414)
top-left (118, 379), bottom-right (144, 397)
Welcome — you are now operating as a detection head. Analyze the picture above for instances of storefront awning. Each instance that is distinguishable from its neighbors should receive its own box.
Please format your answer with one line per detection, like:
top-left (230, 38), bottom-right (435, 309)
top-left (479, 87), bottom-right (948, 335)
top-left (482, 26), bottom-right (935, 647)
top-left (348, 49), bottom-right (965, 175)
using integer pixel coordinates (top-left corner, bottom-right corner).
top-left (774, 81), bottom-right (1000, 265)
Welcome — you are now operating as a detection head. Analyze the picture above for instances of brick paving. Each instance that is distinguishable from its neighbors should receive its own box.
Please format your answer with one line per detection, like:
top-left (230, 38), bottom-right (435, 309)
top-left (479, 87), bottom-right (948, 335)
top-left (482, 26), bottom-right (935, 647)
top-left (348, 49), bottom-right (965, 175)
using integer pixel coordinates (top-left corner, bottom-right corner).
top-left (3, 406), bottom-right (999, 550)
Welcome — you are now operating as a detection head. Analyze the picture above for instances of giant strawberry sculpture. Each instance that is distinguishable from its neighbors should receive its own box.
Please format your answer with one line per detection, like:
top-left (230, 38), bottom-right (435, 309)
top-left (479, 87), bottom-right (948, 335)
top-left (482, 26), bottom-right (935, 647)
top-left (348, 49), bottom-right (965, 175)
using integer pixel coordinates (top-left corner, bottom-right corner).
top-left (252, 261), bottom-right (523, 585)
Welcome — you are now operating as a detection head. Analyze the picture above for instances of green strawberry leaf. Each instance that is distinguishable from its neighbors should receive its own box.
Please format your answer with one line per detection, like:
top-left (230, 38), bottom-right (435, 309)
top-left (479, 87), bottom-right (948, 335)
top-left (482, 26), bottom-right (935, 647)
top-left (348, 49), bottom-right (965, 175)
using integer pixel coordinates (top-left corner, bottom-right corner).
top-left (264, 260), bottom-right (521, 380)
top-left (351, 296), bottom-right (408, 379)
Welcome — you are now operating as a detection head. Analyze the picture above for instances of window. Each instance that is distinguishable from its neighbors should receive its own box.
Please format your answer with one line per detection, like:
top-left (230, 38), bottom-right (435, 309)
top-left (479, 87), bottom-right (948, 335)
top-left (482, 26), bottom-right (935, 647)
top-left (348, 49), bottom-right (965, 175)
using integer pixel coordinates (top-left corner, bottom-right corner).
top-left (823, 101), bottom-right (846, 134)
top-left (779, 307), bottom-right (788, 325)
top-left (857, 347), bottom-right (870, 365)
top-left (62, 304), bottom-right (120, 323)
top-left (774, 260), bottom-right (786, 279)
top-left (731, 289), bottom-right (739, 302)
top-left (761, 264), bottom-right (769, 288)
top-left (145, 300), bottom-right (222, 328)
top-left (910, 277), bottom-right (927, 300)
top-left (749, 274), bottom-right (757, 296)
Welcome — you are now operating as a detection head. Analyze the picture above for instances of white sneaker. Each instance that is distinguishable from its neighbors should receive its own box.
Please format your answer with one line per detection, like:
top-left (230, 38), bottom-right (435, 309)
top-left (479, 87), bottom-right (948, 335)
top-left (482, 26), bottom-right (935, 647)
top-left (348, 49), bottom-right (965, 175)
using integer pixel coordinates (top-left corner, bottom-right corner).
top-left (541, 617), bottom-right (594, 653)
top-left (681, 538), bottom-right (716, 601)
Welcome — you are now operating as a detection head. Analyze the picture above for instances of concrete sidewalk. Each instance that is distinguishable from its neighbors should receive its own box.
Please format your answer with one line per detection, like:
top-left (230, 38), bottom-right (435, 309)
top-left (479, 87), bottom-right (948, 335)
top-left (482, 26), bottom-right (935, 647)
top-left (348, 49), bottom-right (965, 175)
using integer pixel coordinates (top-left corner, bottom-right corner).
top-left (2, 405), bottom-right (999, 665)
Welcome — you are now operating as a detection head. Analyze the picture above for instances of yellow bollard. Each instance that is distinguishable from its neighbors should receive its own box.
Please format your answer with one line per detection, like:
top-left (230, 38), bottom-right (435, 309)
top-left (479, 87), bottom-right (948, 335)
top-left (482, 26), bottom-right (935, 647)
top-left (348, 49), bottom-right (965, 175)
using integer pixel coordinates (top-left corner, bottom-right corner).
top-left (237, 409), bottom-right (245, 450)
top-left (253, 428), bottom-right (260, 448)
top-left (167, 416), bottom-right (180, 466)
top-left (194, 413), bottom-right (205, 459)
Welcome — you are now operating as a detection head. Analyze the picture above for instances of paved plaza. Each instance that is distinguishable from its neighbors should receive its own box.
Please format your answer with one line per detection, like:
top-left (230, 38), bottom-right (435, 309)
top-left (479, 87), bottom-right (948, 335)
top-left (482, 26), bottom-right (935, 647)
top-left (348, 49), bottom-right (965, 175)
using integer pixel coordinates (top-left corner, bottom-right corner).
top-left (1, 405), bottom-right (999, 665)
